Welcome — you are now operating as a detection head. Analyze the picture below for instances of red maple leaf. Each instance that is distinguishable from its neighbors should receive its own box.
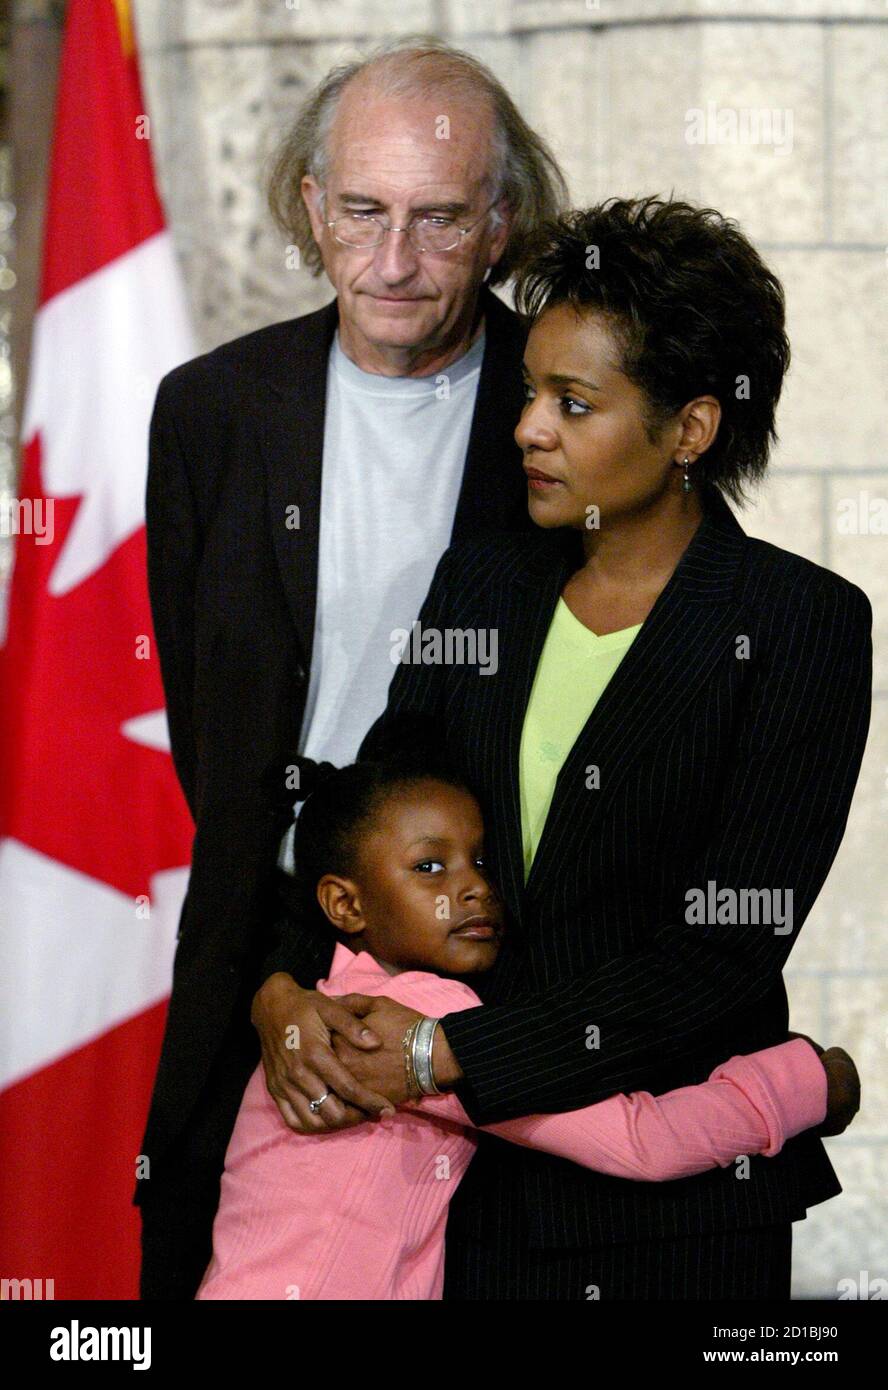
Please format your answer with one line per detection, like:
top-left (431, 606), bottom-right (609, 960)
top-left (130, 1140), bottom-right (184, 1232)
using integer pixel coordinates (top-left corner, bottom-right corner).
top-left (0, 433), bottom-right (193, 897)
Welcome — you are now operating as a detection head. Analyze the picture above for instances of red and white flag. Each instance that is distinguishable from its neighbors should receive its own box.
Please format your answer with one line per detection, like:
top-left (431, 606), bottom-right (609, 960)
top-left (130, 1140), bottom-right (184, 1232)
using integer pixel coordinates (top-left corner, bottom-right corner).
top-left (0, 0), bottom-right (194, 1298)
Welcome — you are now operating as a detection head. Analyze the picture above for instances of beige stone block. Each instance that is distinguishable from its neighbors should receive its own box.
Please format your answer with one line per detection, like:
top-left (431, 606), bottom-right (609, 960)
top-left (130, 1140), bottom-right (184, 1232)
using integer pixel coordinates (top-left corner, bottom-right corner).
top-left (597, 18), bottom-right (827, 242)
top-left (794, 699), bottom-right (888, 972)
top-left (452, 0), bottom-right (684, 30)
top-left (141, 40), bottom-right (344, 349)
top-left (452, 31), bottom-right (522, 100)
top-left (452, 31), bottom-right (593, 205)
top-left (600, 23), bottom-right (705, 206)
top-left (517, 29), bottom-right (604, 206)
top-left (135, 0), bottom-right (266, 49)
top-left (135, 0), bottom-right (437, 49)
top-left (441, 30), bottom-right (584, 216)
top-left (131, 0), bottom-right (167, 52)
top-left (740, 473), bottom-right (825, 567)
top-left (828, 475), bottom-right (888, 689)
top-left (831, 25), bottom-right (888, 244)
top-left (783, 971), bottom-right (825, 1041)
top-left (824, 976), bottom-right (888, 1136)
top-left (694, 24), bottom-right (826, 244)
top-left (793, 1144), bottom-right (888, 1299)
top-left (697, 0), bottom-right (881, 14)
top-left (454, 1), bottom-right (885, 28)
top-left (767, 250), bottom-right (888, 474)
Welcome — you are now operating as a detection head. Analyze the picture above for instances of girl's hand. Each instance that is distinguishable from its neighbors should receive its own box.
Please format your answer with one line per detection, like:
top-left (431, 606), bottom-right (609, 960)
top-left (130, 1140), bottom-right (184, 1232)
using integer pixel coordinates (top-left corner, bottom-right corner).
top-left (251, 973), bottom-right (396, 1133)
top-left (787, 1030), bottom-right (860, 1136)
top-left (818, 1046), bottom-right (861, 1137)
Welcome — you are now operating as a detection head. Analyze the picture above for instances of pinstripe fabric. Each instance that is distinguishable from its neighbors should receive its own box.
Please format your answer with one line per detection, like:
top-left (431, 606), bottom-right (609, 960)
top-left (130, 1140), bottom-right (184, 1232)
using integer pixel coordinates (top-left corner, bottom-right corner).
top-left (347, 482), bottom-right (872, 1260)
top-left (442, 1220), bottom-right (793, 1301)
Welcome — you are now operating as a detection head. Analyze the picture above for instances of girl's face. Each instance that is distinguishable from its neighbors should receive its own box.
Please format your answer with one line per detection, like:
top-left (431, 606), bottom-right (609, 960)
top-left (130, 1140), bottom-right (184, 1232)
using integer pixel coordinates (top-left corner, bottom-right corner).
top-left (515, 301), bottom-right (684, 529)
top-left (316, 780), bottom-right (504, 976)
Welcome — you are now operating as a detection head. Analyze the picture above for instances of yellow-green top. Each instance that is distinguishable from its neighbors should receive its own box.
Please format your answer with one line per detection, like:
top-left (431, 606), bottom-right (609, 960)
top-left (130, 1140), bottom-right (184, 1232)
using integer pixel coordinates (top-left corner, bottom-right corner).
top-left (519, 598), bottom-right (642, 880)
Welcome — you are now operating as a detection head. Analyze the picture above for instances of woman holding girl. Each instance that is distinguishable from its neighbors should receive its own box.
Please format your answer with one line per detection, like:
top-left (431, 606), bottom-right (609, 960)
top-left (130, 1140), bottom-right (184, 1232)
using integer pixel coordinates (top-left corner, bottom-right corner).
top-left (250, 196), bottom-right (870, 1300)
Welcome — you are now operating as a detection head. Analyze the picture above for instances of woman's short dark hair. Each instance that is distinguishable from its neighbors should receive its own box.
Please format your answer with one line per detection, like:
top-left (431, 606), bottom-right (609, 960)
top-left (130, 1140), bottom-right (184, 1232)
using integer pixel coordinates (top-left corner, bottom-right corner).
top-left (512, 196), bottom-right (791, 504)
top-left (285, 752), bottom-right (472, 940)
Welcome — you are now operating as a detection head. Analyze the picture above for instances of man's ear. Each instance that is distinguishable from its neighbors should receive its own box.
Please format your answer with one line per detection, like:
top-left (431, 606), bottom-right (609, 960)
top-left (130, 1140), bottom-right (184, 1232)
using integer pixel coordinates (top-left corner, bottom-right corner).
top-left (301, 174), bottom-right (326, 244)
top-left (316, 874), bottom-right (365, 940)
top-left (486, 197), bottom-right (514, 272)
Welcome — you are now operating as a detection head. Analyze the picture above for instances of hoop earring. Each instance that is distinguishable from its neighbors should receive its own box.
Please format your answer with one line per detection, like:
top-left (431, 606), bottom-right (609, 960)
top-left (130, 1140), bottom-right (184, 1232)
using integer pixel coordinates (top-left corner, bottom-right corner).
top-left (681, 456), bottom-right (692, 493)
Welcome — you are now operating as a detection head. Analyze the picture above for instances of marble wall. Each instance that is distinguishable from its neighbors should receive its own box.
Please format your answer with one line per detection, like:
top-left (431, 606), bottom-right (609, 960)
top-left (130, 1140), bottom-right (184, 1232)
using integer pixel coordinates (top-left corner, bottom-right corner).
top-left (132, 0), bottom-right (886, 1297)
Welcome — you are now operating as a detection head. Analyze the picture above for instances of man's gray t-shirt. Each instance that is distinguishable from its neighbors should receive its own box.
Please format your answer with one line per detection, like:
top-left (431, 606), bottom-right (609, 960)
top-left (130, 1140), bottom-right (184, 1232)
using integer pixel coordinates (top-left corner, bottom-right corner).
top-left (278, 324), bottom-right (486, 872)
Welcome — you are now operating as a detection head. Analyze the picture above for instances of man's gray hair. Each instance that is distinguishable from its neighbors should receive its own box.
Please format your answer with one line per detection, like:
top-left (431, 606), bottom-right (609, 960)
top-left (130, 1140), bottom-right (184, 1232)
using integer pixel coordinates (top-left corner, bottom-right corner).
top-left (266, 35), bottom-right (570, 288)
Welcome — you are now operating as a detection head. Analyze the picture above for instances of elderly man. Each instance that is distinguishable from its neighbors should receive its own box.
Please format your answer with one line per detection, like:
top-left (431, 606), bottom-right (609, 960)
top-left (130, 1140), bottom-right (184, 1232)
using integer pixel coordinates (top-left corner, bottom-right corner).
top-left (136, 37), bottom-right (567, 1298)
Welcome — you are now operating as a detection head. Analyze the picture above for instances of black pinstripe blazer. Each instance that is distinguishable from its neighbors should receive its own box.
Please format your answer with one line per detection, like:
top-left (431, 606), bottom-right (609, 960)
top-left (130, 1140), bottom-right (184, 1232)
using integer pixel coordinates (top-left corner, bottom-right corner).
top-left (271, 482), bottom-right (872, 1250)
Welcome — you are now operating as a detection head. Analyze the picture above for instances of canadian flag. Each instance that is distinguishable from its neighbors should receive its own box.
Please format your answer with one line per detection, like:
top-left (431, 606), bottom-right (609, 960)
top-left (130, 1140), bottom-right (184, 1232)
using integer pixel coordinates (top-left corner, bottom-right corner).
top-left (0, 0), bottom-right (195, 1298)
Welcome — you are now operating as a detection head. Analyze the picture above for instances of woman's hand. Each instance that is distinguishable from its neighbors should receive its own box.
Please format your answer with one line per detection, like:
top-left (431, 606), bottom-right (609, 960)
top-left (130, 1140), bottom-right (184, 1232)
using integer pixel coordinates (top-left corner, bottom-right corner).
top-left (251, 973), bottom-right (397, 1133)
top-left (787, 1030), bottom-right (861, 1136)
top-left (330, 1005), bottom-right (466, 1092)
top-left (330, 997), bottom-right (432, 1102)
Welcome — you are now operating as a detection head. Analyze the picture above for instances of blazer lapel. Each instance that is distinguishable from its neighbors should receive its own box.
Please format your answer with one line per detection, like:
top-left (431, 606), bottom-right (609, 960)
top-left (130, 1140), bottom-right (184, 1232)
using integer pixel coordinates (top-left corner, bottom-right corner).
top-left (255, 287), bottom-right (529, 671)
top-left (509, 491), bottom-right (749, 905)
top-left (488, 528), bottom-right (582, 926)
top-left (254, 297), bottom-right (339, 667)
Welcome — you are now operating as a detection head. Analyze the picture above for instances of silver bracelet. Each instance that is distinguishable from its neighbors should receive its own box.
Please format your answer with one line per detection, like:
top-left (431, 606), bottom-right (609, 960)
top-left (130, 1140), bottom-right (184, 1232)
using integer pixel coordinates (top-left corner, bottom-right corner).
top-left (411, 1016), bottom-right (442, 1095)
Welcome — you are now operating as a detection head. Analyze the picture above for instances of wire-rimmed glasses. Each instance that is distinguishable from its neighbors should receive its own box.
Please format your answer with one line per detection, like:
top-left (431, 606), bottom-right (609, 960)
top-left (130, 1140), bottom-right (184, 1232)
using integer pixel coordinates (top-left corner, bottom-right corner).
top-left (324, 197), bottom-right (501, 254)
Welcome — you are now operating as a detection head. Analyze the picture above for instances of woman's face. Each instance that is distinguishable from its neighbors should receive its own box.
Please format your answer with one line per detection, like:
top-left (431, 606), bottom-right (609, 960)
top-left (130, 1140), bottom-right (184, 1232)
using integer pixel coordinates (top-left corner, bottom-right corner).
top-left (515, 302), bottom-right (682, 530)
top-left (317, 780), bottom-right (504, 976)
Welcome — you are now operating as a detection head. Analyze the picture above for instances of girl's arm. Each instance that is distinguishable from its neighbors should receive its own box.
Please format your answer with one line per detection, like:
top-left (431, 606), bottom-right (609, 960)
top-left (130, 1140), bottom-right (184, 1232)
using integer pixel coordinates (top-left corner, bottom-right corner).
top-left (403, 1037), bottom-right (826, 1182)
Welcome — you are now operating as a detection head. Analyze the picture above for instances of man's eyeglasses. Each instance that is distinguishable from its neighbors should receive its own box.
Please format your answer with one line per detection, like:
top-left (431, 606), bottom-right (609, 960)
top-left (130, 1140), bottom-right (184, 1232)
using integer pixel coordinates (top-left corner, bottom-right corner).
top-left (324, 197), bottom-right (501, 254)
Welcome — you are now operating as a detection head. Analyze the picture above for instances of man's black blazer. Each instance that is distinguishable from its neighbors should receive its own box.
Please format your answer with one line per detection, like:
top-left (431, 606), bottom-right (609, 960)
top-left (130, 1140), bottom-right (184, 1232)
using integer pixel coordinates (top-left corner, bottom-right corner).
top-left (269, 483), bottom-right (873, 1250)
top-left (137, 286), bottom-right (532, 1188)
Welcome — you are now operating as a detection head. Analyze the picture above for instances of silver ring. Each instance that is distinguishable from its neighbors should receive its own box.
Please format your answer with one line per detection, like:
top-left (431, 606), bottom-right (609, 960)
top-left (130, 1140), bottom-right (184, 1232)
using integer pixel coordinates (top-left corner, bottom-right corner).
top-left (308, 1091), bottom-right (330, 1114)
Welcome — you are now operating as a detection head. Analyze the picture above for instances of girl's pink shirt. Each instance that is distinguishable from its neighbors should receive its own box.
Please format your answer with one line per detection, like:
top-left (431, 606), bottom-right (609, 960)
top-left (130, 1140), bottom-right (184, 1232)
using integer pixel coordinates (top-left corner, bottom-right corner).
top-left (196, 943), bottom-right (827, 1301)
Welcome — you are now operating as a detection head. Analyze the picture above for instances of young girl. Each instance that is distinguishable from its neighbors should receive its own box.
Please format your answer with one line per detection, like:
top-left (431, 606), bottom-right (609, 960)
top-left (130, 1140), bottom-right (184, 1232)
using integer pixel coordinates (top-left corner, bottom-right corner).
top-left (197, 755), bottom-right (838, 1301)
